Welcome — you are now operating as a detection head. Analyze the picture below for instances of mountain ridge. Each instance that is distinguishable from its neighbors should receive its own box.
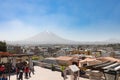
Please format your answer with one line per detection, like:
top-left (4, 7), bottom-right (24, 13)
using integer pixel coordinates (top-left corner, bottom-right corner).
top-left (7, 31), bottom-right (79, 45)
top-left (7, 31), bottom-right (120, 45)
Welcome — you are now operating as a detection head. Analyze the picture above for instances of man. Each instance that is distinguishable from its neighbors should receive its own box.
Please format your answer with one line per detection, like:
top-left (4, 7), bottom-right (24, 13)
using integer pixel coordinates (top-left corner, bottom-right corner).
top-left (19, 70), bottom-right (23, 80)
top-left (16, 67), bottom-right (19, 79)
top-left (61, 66), bottom-right (67, 80)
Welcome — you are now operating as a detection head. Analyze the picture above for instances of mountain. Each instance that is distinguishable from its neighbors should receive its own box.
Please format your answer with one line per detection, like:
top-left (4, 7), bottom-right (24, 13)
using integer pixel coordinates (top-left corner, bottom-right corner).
top-left (25, 31), bottom-right (76, 44)
top-left (7, 31), bottom-right (120, 45)
top-left (8, 31), bottom-right (78, 45)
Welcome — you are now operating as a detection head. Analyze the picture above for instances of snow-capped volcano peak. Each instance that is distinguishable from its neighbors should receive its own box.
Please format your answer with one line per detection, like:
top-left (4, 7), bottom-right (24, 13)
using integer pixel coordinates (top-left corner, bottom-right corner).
top-left (23, 31), bottom-right (73, 44)
top-left (45, 30), bottom-right (51, 34)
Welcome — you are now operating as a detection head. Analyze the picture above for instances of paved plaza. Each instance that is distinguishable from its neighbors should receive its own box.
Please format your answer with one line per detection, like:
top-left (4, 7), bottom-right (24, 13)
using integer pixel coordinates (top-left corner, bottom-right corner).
top-left (10, 66), bottom-right (89, 80)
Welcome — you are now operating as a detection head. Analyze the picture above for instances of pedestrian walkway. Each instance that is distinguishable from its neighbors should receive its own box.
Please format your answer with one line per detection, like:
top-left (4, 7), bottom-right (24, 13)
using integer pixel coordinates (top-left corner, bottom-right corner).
top-left (10, 66), bottom-right (89, 80)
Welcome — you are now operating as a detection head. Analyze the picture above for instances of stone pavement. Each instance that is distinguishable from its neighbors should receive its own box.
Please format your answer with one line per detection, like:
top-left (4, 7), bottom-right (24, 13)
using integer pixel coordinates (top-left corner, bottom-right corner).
top-left (9, 66), bottom-right (89, 80)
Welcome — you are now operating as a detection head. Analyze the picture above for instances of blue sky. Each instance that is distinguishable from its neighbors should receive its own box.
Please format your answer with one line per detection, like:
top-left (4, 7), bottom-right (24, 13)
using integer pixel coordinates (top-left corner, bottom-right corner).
top-left (0, 0), bottom-right (120, 41)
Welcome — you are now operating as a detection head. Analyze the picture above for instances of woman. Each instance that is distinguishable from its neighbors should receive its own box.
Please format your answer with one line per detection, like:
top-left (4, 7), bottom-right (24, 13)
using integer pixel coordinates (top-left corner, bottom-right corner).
top-left (24, 66), bottom-right (29, 79)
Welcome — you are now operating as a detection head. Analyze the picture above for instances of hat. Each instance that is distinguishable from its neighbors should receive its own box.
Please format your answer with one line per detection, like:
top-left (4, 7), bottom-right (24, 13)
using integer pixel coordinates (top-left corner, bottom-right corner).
top-left (2, 65), bottom-right (4, 67)
top-left (20, 70), bottom-right (23, 72)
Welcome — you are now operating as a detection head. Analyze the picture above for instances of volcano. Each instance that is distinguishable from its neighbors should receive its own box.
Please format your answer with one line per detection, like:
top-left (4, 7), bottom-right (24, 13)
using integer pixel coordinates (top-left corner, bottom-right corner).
top-left (7, 31), bottom-right (120, 45)
top-left (8, 31), bottom-right (77, 45)
top-left (25, 31), bottom-right (74, 44)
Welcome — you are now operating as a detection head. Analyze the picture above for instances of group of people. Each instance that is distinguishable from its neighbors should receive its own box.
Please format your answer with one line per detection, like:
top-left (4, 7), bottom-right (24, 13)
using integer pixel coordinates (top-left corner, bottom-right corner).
top-left (16, 62), bottom-right (35, 80)
top-left (0, 65), bottom-right (8, 80)
top-left (0, 61), bottom-right (35, 80)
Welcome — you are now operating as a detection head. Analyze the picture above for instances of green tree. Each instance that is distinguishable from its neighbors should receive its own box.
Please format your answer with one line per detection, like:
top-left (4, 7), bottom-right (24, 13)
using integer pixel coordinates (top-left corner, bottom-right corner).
top-left (0, 41), bottom-right (7, 52)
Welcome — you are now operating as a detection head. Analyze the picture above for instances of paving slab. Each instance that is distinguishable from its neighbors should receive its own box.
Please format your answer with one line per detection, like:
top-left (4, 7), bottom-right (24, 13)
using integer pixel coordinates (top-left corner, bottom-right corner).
top-left (9, 66), bottom-right (89, 80)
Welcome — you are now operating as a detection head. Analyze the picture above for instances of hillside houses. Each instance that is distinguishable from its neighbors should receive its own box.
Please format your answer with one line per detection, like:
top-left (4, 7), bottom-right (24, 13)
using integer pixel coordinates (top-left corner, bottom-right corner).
top-left (6, 44), bottom-right (120, 60)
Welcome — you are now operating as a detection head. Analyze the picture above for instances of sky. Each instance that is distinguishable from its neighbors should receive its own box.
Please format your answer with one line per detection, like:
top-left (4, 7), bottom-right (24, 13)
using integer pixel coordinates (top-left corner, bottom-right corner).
top-left (0, 0), bottom-right (120, 41)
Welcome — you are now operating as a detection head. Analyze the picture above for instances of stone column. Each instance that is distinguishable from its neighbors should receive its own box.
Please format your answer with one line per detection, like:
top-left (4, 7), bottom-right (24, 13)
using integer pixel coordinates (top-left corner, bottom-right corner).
top-left (29, 56), bottom-right (33, 68)
top-left (12, 57), bottom-right (16, 67)
top-left (0, 56), bottom-right (1, 63)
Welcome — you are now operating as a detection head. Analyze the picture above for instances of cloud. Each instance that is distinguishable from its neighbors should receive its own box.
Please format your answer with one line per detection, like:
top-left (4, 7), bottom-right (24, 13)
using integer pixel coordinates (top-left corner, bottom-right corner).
top-left (0, 20), bottom-right (38, 41)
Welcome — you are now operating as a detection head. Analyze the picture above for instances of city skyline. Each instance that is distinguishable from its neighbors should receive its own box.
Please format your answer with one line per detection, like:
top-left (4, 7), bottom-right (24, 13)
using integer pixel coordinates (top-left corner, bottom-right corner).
top-left (0, 0), bottom-right (120, 41)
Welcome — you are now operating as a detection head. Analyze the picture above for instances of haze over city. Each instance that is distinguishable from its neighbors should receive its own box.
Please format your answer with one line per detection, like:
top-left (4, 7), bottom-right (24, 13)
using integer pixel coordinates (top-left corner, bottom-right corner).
top-left (0, 0), bottom-right (120, 42)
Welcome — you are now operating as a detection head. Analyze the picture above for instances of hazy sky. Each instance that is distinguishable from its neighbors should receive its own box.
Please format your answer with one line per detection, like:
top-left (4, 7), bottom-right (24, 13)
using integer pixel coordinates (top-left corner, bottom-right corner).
top-left (0, 0), bottom-right (120, 41)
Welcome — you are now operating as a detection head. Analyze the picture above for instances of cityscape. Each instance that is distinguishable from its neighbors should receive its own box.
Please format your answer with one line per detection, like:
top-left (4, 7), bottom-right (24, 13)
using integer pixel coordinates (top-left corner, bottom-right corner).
top-left (0, 0), bottom-right (120, 80)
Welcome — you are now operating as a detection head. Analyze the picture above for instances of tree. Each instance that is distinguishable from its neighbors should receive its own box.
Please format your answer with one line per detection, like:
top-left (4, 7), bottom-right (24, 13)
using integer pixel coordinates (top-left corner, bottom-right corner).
top-left (0, 41), bottom-right (7, 52)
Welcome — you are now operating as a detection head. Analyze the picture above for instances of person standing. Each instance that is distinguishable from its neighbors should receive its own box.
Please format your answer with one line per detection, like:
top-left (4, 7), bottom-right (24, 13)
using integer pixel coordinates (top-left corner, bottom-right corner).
top-left (61, 71), bottom-right (66, 80)
top-left (0, 65), bottom-right (5, 75)
top-left (31, 67), bottom-right (34, 75)
top-left (18, 70), bottom-right (23, 80)
top-left (61, 65), bottom-right (67, 80)
top-left (28, 67), bottom-right (31, 77)
top-left (16, 67), bottom-right (19, 79)
top-left (74, 72), bottom-right (78, 80)
top-left (18, 64), bottom-right (24, 80)
top-left (24, 66), bottom-right (29, 79)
